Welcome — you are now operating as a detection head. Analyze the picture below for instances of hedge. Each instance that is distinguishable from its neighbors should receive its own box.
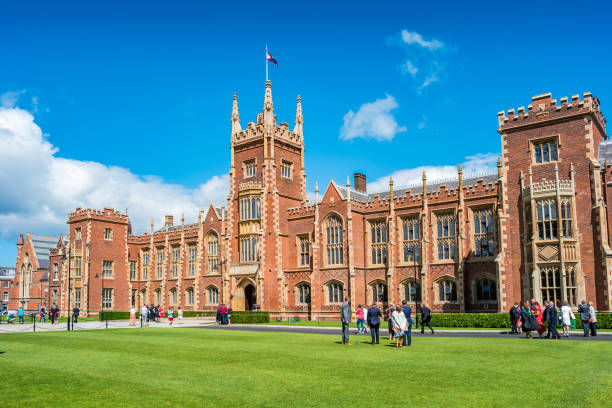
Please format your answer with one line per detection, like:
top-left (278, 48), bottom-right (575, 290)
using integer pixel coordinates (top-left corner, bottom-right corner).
top-left (229, 311), bottom-right (270, 324)
top-left (414, 313), bottom-right (612, 329)
top-left (99, 311), bottom-right (131, 321)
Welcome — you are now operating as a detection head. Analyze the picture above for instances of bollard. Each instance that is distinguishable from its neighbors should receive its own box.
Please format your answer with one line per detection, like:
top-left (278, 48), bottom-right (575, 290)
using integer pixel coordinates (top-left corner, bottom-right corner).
top-left (33, 313), bottom-right (36, 333)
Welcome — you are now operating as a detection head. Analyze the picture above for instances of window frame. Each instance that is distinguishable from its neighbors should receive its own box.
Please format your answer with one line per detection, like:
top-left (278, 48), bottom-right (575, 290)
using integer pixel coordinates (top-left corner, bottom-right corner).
top-left (472, 207), bottom-right (495, 259)
top-left (243, 159), bottom-right (256, 178)
top-left (104, 228), bottom-right (113, 241)
top-left (435, 212), bottom-right (457, 262)
top-left (437, 279), bottom-right (458, 303)
top-left (531, 136), bottom-right (560, 164)
top-left (325, 215), bottom-right (344, 266)
top-left (325, 281), bottom-right (344, 305)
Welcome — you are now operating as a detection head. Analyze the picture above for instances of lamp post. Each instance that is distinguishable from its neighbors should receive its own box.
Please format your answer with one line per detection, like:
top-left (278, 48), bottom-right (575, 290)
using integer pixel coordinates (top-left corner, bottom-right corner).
top-left (62, 247), bottom-right (71, 331)
top-left (407, 246), bottom-right (419, 328)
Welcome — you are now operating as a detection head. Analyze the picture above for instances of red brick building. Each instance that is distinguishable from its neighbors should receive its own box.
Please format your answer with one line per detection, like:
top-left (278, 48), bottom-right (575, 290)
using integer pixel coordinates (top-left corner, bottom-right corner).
top-left (10, 85), bottom-right (612, 317)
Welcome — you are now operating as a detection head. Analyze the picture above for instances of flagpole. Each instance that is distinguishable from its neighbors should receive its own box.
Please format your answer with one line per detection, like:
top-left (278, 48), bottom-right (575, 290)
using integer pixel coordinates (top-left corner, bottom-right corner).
top-left (265, 44), bottom-right (268, 82)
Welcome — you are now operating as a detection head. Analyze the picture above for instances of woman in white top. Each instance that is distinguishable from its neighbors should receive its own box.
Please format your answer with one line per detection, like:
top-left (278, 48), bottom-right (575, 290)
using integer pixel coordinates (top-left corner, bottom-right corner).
top-left (588, 301), bottom-right (597, 336)
top-left (129, 307), bottom-right (137, 326)
top-left (390, 305), bottom-right (409, 348)
top-left (560, 300), bottom-right (575, 337)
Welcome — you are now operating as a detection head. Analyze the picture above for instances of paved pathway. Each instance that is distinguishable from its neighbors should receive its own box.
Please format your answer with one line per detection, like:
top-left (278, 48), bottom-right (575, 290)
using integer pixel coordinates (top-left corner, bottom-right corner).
top-left (0, 318), bottom-right (216, 333)
top-left (189, 324), bottom-right (612, 341)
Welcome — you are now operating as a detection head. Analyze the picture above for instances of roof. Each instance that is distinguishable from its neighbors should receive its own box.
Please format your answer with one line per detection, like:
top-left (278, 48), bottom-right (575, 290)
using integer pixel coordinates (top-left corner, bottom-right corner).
top-left (155, 223), bottom-right (197, 234)
top-left (29, 234), bottom-right (60, 270)
top-left (599, 141), bottom-right (612, 165)
top-left (328, 173), bottom-right (499, 203)
top-left (0, 267), bottom-right (16, 279)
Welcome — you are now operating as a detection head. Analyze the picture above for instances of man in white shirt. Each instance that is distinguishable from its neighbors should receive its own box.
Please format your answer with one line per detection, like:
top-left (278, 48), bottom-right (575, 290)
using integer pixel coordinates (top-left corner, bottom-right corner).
top-left (140, 304), bottom-right (149, 327)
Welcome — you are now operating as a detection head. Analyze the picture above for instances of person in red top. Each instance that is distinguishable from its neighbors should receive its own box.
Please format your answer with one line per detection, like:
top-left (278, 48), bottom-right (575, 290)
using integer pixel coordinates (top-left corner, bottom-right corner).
top-left (533, 301), bottom-right (546, 338)
top-left (220, 304), bottom-right (228, 325)
top-left (356, 305), bottom-right (365, 334)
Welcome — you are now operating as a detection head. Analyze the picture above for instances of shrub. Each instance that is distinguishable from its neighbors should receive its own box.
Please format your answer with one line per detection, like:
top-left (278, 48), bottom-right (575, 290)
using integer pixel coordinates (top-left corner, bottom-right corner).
top-left (182, 311), bottom-right (215, 318)
top-left (574, 313), bottom-right (611, 329)
top-left (230, 311), bottom-right (270, 324)
top-left (99, 311), bottom-right (131, 321)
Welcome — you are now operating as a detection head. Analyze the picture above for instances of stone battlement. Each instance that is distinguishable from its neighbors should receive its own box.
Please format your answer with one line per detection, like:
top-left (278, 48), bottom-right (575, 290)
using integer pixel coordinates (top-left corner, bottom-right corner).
top-left (498, 92), bottom-right (605, 131)
top-left (68, 207), bottom-right (129, 223)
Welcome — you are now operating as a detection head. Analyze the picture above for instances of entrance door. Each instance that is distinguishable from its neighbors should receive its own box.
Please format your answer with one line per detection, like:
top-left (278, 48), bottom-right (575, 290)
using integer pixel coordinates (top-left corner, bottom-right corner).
top-left (244, 284), bottom-right (256, 311)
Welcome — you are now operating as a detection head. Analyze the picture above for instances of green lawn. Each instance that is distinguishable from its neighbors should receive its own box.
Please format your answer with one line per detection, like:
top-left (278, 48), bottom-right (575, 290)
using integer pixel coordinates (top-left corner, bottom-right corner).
top-left (2, 329), bottom-right (611, 407)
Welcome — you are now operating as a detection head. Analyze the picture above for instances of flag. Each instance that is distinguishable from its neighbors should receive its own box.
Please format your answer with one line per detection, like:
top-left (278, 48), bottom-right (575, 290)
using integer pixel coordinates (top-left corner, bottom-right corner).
top-left (266, 50), bottom-right (278, 66)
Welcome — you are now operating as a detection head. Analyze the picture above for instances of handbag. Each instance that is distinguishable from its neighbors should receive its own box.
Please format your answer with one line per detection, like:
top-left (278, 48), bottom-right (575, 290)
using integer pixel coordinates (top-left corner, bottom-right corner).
top-left (588, 317), bottom-right (593, 323)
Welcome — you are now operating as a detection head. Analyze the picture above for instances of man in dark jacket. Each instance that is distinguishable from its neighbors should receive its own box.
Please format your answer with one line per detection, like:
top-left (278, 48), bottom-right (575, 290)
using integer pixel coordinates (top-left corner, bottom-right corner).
top-left (72, 307), bottom-right (80, 324)
top-left (577, 300), bottom-right (591, 337)
top-left (340, 297), bottom-right (352, 345)
top-left (367, 303), bottom-right (382, 344)
top-left (420, 304), bottom-right (434, 334)
top-left (509, 303), bottom-right (520, 334)
top-left (401, 300), bottom-right (412, 346)
top-left (544, 301), bottom-right (560, 339)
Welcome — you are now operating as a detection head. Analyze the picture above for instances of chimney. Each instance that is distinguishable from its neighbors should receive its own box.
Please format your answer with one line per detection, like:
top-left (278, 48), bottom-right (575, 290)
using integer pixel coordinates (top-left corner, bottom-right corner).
top-left (354, 173), bottom-right (367, 193)
top-left (165, 215), bottom-right (174, 227)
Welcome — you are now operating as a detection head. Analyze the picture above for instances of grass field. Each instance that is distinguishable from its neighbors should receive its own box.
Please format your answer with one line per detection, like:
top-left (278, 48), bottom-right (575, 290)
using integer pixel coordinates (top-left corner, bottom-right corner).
top-left (2, 328), bottom-right (611, 407)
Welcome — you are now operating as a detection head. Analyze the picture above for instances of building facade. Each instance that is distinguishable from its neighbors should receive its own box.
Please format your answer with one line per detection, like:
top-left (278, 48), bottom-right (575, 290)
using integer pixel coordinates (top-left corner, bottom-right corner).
top-left (9, 84), bottom-right (612, 318)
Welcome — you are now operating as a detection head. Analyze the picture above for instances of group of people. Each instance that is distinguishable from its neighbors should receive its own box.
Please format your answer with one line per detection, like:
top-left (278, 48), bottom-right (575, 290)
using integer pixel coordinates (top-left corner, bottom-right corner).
top-left (137, 304), bottom-right (183, 326)
top-left (216, 304), bottom-right (232, 325)
top-left (509, 299), bottom-right (598, 339)
top-left (341, 299), bottom-right (435, 347)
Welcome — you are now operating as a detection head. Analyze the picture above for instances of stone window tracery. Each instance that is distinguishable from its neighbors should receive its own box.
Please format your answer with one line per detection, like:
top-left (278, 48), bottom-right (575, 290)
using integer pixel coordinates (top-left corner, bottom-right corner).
top-left (130, 261), bottom-right (136, 280)
top-left (281, 160), bottom-right (292, 179)
top-left (171, 247), bottom-right (180, 278)
top-left (473, 208), bottom-right (495, 258)
top-left (370, 220), bottom-right (387, 265)
top-left (540, 266), bottom-right (561, 304)
top-left (436, 213), bottom-right (456, 261)
top-left (207, 232), bottom-right (220, 272)
top-left (536, 200), bottom-right (558, 240)
top-left (296, 282), bottom-right (310, 305)
top-left (102, 260), bottom-right (113, 278)
top-left (240, 235), bottom-right (260, 263)
top-left (326, 216), bottom-right (344, 265)
top-left (533, 139), bottom-right (558, 163)
top-left (403, 279), bottom-right (421, 303)
top-left (239, 196), bottom-right (261, 221)
top-left (156, 248), bottom-right (165, 278)
top-left (186, 287), bottom-right (194, 305)
top-left (207, 286), bottom-right (219, 305)
top-left (53, 263), bottom-right (59, 281)
top-left (170, 287), bottom-right (177, 305)
top-left (371, 281), bottom-right (388, 303)
top-left (188, 245), bottom-right (197, 276)
top-left (560, 198), bottom-right (573, 238)
top-left (402, 217), bottom-right (420, 263)
top-left (438, 279), bottom-right (457, 302)
top-left (565, 266), bottom-right (577, 306)
top-left (142, 250), bottom-right (149, 280)
top-left (299, 236), bottom-right (310, 267)
top-left (326, 281), bottom-right (343, 304)
top-left (244, 159), bottom-right (256, 178)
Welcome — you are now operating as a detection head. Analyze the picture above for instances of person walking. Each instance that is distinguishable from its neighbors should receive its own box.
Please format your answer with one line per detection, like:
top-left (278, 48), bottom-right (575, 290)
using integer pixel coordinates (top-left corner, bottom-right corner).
top-left (367, 303), bottom-right (382, 344)
top-left (420, 304), bottom-right (434, 335)
top-left (17, 306), bottom-right (24, 324)
top-left (577, 300), bottom-right (591, 337)
top-left (401, 300), bottom-right (413, 346)
top-left (168, 308), bottom-right (174, 326)
top-left (340, 297), bottom-right (352, 345)
top-left (356, 305), bottom-right (365, 335)
top-left (391, 305), bottom-right (408, 348)
top-left (387, 305), bottom-right (395, 341)
top-left (560, 301), bottom-right (575, 337)
top-left (220, 304), bottom-right (228, 325)
top-left (129, 306), bottom-right (137, 326)
top-left (148, 304), bottom-right (155, 324)
top-left (521, 300), bottom-right (540, 339)
top-left (140, 304), bottom-right (149, 327)
top-left (72, 306), bottom-right (80, 324)
top-left (544, 301), bottom-right (560, 340)
top-left (178, 307), bottom-right (183, 321)
top-left (509, 303), bottom-right (520, 334)
top-left (39, 305), bottom-right (47, 323)
top-left (588, 301), bottom-right (597, 337)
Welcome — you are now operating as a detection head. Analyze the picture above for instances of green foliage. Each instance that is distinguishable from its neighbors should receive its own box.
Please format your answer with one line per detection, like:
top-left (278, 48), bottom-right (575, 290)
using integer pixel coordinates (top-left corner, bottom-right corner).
top-left (99, 311), bottom-right (132, 321)
top-left (419, 313), bottom-right (513, 328)
top-left (573, 313), bottom-right (611, 329)
top-left (181, 311), bottom-right (215, 318)
top-left (229, 311), bottom-right (270, 323)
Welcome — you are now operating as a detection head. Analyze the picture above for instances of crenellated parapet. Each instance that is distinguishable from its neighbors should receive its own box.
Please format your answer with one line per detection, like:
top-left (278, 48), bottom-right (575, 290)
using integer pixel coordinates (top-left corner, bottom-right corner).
top-left (68, 207), bottom-right (129, 224)
top-left (498, 92), bottom-right (606, 133)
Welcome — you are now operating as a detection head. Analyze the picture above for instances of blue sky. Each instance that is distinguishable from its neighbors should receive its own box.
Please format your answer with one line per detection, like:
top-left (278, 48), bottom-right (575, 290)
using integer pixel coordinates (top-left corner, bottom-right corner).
top-left (1, 0), bottom-right (611, 266)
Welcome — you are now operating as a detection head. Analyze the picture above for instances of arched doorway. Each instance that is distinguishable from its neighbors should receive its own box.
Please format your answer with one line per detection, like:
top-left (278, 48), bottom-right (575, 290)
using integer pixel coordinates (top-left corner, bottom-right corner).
top-left (244, 284), bottom-right (256, 311)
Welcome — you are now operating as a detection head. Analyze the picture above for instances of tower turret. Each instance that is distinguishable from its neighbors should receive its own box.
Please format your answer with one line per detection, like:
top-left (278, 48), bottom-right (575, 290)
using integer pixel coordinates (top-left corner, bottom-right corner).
top-left (231, 92), bottom-right (241, 135)
top-left (294, 95), bottom-right (303, 136)
top-left (263, 80), bottom-right (274, 128)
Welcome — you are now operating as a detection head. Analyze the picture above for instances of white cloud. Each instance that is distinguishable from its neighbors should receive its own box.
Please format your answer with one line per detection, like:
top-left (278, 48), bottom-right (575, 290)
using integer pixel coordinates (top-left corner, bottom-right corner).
top-left (400, 30), bottom-right (445, 51)
top-left (393, 30), bottom-right (454, 92)
top-left (367, 153), bottom-right (499, 192)
top-left (1, 90), bottom-right (26, 108)
top-left (402, 60), bottom-right (418, 77)
top-left (340, 94), bottom-right (407, 142)
top-left (0, 105), bottom-right (229, 240)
